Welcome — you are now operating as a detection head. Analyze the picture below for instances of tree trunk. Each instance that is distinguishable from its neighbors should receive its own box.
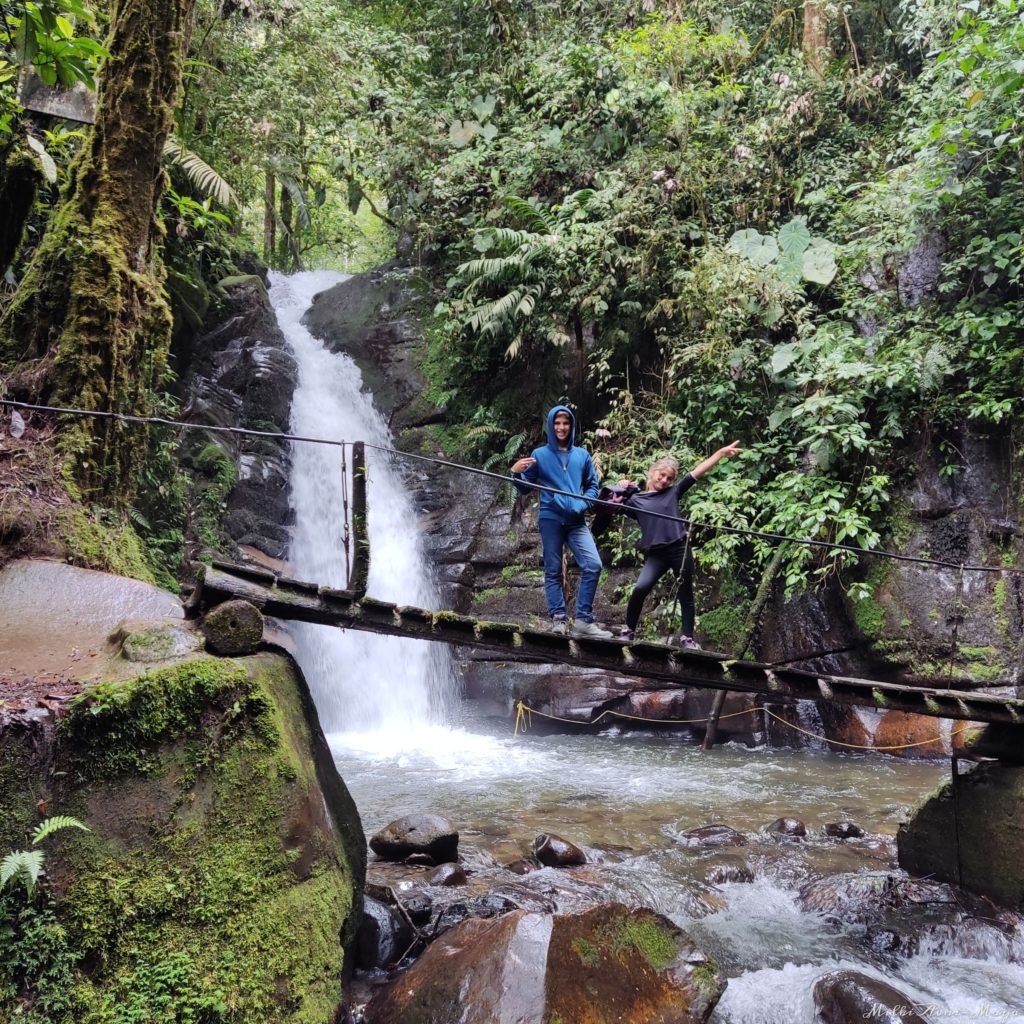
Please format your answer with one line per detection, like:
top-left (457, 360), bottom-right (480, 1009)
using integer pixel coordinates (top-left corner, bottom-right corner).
top-left (802, 1), bottom-right (829, 79)
top-left (0, 0), bottom-right (194, 501)
top-left (263, 168), bottom-right (276, 260)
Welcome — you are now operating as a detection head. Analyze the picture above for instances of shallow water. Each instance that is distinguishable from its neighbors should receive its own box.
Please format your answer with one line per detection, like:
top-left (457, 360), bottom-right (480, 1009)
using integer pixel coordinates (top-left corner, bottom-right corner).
top-left (330, 708), bottom-right (1024, 1023)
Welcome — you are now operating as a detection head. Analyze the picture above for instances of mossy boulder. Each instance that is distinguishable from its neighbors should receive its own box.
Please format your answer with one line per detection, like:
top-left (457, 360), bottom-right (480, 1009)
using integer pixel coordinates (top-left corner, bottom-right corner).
top-left (122, 623), bottom-right (204, 662)
top-left (0, 652), bottom-right (365, 1023)
top-left (366, 903), bottom-right (722, 1024)
top-left (897, 761), bottom-right (1024, 908)
top-left (203, 599), bottom-right (264, 655)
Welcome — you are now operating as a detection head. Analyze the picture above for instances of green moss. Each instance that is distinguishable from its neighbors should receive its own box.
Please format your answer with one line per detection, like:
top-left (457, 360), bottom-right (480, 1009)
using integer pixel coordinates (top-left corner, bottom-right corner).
top-left (2, 654), bottom-right (357, 1024)
top-left (56, 506), bottom-right (158, 585)
top-left (60, 658), bottom-right (263, 779)
top-left (690, 960), bottom-right (721, 996)
top-left (698, 601), bottom-right (747, 655)
top-left (572, 937), bottom-right (599, 967)
top-left (993, 578), bottom-right (1010, 640)
top-left (473, 586), bottom-right (511, 604)
top-left (851, 561), bottom-right (893, 642)
top-left (614, 917), bottom-right (681, 971)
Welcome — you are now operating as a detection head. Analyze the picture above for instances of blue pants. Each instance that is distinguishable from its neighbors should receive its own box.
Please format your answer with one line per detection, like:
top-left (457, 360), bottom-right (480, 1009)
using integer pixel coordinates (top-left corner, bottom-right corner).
top-left (538, 518), bottom-right (602, 623)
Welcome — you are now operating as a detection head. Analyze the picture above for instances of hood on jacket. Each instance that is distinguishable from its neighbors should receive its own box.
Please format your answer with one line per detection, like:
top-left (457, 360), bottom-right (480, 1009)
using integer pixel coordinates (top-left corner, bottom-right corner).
top-left (545, 405), bottom-right (576, 452)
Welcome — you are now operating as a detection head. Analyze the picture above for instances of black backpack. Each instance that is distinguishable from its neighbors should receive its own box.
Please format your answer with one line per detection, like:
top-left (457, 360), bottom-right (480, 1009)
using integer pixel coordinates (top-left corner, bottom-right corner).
top-left (590, 483), bottom-right (638, 539)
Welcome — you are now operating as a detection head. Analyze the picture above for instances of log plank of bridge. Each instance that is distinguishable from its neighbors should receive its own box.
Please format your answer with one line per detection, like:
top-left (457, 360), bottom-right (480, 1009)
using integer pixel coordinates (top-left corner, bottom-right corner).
top-left (198, 564), bottom-right (1024, 727)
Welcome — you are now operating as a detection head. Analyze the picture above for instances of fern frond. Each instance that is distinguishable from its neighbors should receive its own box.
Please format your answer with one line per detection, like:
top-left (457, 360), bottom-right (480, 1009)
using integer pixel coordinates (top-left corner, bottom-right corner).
top-left (32, 815), bottom-right (90, 845)
top-left (1, 849), bottom-right (44, 896)
top-left (163, 138), bottom-right (238, 208)
top-left (505, 194), bottom-right (552, 233)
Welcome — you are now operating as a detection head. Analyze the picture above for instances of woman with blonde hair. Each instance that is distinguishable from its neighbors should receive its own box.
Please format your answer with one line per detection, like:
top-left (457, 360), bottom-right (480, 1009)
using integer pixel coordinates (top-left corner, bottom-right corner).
top-left (612, 442), bottom-right (742, 646)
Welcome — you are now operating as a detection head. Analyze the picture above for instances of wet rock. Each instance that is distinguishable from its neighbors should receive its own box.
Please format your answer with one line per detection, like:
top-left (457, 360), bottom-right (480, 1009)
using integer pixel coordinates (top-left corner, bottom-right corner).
top-left (400, 892), bottom-right (433, 926)
top-left (404, 852), bottom-right (436, 867)
top-left (370, 814), bottom-right (459, 863)
top-left (356, 896), bottom-right (415, 971)
top-left (181, 277), bottom-right (299, 563)
top-left (813, 970), bottom-right (928, 1024)
top-left (798, 872), bottom-right (896, 916)
top-left (764, 817), bottom-right (806, 838)
top-left (428, 863), bottom-right (467, 887)
top-left (824, 821), bottom-right (865, 840)
top-left (505, 857), bottom-right (541, 875)
top-left (202, 599), bottom-right (264, 655)
top-left (532, 832), bottom-right (587, 867)
top-left (898, 761), bottom-right (1024, 907)
top-left (366, 904), bottom-right (723, 1024)
top-left (704, 856), bottom-right (754, 885)
top-left (677, 825), bottom-right (747, 849)
top-left (121, 624), bottom-right (203, 663)
top-left (897, 231), bottom-right (944, 309)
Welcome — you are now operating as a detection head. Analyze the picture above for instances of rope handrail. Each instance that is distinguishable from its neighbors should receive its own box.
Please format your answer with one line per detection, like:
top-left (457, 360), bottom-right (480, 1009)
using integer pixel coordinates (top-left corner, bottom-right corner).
top-left (513, 699), bottom-right (969, 752)
top-left (2, 396), bottom-right (1020, 577)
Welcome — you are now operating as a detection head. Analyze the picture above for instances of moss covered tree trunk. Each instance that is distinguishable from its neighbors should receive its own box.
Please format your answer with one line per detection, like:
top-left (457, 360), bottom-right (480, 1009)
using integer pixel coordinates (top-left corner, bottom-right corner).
top-left (0, 0), bottom-right (194, 501)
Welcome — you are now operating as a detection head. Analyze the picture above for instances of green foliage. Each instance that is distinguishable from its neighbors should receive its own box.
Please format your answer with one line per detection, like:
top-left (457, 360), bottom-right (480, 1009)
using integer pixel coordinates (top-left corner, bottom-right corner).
top-left (1, 816), bottom-right (89, 899)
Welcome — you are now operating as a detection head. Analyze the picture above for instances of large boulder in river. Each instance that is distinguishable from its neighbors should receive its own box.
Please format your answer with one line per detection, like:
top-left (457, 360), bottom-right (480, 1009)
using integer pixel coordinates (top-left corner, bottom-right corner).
top-left (898, 761), bottom-right (1024, 908)
top-left (366, 903), bottom-right (723, 1024)
top-left (370, 814), bottom-right (459, 863)
top-left (813, 970), bottom-right (929, 1024)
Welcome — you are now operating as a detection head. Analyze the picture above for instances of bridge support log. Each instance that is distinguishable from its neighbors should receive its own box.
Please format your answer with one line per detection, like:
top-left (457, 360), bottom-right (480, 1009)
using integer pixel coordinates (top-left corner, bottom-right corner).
top-left (191, 561), bottom-right (1024, 728)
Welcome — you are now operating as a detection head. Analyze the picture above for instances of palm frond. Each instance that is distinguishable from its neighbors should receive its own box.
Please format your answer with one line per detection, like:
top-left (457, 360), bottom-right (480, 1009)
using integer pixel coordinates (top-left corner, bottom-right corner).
top-left (278, 173), bottom-right (312, 230)
top-left (163, 138), bottom-right (238, 208)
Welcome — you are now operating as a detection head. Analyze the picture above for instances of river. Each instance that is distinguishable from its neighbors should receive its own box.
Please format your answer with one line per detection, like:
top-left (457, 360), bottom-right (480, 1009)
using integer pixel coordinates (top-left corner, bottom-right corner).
top-left (272, 270), bottom-right (1024, 1024)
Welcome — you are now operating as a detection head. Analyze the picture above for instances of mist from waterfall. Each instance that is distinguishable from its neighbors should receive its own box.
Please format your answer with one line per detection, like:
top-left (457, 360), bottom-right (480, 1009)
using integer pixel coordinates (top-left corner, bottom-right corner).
top-left (270, 270), bottom-right (455, 745)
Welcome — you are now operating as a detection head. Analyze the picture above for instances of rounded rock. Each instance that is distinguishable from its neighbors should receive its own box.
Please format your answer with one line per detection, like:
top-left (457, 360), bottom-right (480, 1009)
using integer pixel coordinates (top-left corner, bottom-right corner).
top-left (824, 821), bottom-right (865, 840)
top-left (532, 833), bottom-right (586, 867)
top-left (370, 814), bottom-right (459, 863)
top-left (429, 863), bottom-right (468, 887)
top-left (202, 600), bottom-right (264, 656)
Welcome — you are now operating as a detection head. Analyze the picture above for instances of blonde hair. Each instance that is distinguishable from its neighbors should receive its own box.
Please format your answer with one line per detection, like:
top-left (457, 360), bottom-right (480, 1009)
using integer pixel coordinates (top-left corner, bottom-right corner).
top-left (647, 456), bottom-right (679, 487)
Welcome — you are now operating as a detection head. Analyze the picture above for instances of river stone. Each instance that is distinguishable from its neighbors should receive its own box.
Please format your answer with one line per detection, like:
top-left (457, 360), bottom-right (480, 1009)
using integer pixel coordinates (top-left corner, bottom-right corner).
top-left (764, 816), bottom-right (806, 838)
top-left (533, 832), bottom-right (586, 867)
top-left (121, 624), bottom-right (203, 663)
top-left (506, 857), bottom-right (541, 875)
top-left (677, 825), bottom-right (748, 848)
top-left (428, 862), bottom-right (467, 887)
top-left (401, 892), bottom-right (433, 926)
top-left (404, 852), bottom-right (436, 867)
top-left (705, 856), bottom-right (754, 885)
top-left (370, 814), bottom-right (459, 862)
top-left (824, 821), bottom-right (865, 839)
top-left (355, 895), bottom-right (415, 971)
top-left (813, 970), bottom-right (929, 1024)
top-left (202, 600), bottom-right (264, 655)
top-left (365, 903), bottom-right (723, 1024)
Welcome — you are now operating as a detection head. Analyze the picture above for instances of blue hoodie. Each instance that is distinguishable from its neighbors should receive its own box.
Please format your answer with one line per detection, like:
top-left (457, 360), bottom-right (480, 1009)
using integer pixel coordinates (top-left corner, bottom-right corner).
top-left (512, 405), bottom-right (600, 524)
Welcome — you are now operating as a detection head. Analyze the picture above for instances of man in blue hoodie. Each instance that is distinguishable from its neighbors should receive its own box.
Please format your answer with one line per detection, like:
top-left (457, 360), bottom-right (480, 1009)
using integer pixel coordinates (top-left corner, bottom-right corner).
top-left (510, 405), bottom-right (612, 638)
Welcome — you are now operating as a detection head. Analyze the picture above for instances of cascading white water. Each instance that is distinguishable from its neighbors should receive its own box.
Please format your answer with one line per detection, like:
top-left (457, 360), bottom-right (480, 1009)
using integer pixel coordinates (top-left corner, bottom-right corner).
top-left (270, 270), bottom-right (455, 743)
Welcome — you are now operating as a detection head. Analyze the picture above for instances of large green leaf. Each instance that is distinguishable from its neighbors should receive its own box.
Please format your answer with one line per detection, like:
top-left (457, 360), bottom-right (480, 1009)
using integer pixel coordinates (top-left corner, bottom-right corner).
top-left (777, 217), bottom-right (811, 258)
top-left (802, 241), bottom-right (838, 284)
top-left (449, 119), bottom-right (479, 147)
top-left (729, 228), bottom-right (778, 266)
top-left (471, 94), bottom-right (497, 121)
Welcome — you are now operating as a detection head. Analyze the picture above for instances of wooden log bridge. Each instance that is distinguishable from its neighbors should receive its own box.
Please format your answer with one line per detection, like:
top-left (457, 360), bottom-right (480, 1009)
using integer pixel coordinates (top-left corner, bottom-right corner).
top-left (196, 561), bottom-right (1024, 728)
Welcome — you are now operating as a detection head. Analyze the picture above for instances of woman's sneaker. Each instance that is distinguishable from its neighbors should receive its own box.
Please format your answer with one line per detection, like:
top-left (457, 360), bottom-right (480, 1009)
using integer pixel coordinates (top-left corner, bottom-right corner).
top-left (619, 626), bottom-right (636, 643)
top-left (549, 615), bottom-right (568, 635)
top-left (676, 635), bottom-right (701, 651)
top-left (571, 619), bottom-right (613, 639)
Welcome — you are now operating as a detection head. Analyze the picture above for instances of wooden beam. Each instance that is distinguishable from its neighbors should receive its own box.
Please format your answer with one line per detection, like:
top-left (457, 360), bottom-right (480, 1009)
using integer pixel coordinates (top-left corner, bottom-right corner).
top-left (196, 562), bottom-right (1024, 728)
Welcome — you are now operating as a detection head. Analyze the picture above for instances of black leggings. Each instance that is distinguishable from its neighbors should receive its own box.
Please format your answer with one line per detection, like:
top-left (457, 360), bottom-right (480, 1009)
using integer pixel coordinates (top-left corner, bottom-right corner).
top-left (626, 541), bottom-right (694, 635)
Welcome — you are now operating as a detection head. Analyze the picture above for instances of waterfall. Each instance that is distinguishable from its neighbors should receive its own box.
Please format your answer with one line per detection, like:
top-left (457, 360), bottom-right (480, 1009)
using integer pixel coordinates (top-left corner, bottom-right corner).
top-left (270, 270), bottom-right (455, 742)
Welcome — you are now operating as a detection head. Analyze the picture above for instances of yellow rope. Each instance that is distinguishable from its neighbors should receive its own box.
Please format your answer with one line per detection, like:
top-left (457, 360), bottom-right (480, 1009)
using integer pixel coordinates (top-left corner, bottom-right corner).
top-left (513, 700), bottom-right (969, 752)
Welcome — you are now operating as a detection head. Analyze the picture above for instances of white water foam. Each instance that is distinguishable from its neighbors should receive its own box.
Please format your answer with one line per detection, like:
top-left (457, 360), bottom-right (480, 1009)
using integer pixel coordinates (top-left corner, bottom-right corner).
top-left (270, 270), bottom-right (456, 745)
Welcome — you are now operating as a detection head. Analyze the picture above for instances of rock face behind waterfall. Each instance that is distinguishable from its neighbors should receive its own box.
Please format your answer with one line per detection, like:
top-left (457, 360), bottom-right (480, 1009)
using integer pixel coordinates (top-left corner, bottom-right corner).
top-left (179, 276), bottom-right (299, 564)
top-left (366, 903), bottom-right (723, 1024)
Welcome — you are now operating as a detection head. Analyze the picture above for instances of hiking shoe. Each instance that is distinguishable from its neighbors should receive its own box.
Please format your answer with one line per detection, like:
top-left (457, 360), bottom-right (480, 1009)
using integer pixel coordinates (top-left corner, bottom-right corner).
top-left (571, 620), bottom-right (613, 639)
top-left (619, 626), bottom-right (636, 644)
top-left (676, 635), bottom-right (702, 651)
top-left (549, 616), bottom-right (568, 635)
